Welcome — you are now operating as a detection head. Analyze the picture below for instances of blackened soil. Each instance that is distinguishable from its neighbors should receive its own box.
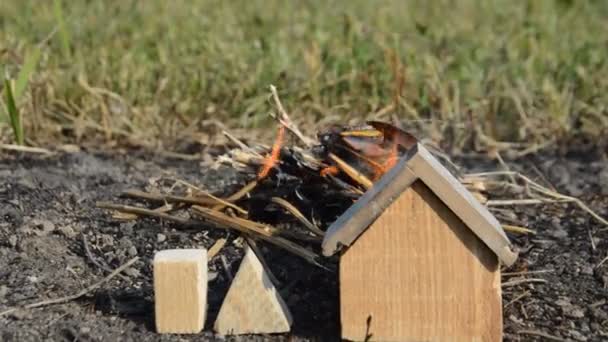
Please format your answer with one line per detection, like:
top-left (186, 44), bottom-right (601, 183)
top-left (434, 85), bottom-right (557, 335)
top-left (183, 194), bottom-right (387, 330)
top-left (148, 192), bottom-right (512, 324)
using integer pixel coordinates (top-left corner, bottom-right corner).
top-left (0, 149), bottom-right (337, 342)
top-left (0, 143), bottom-right (607, 341)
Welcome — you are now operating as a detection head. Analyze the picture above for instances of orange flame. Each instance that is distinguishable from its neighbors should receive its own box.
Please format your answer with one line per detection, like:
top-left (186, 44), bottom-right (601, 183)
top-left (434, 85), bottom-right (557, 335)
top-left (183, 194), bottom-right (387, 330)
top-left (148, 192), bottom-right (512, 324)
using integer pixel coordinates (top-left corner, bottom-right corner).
top-left (258, 125), bottom-right (286, 180)
top-left (320, 165), bottom-right (340, 177)
top-left (383, 142), bottom-right (400, 171)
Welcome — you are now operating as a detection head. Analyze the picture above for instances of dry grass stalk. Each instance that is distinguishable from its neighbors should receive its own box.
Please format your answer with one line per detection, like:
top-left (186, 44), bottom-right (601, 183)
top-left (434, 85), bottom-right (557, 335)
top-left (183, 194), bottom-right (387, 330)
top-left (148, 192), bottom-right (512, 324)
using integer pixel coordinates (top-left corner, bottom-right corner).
top-left (0, 257), bottom-right (138, 317)
top-left (212, 180), bottom-right (258, 212)
top-left (220, 254), bottom-right (234, 282)
top-left (502, 278), bottom-right (548, 287)
top-left (505, 290), bottom-right (530, 308)
top-left (0, 143), bottom-right (54, 155)
top-left (207, 238), bottom-right (227, 260)
top-left (271, 197), bottom-right (325, 237)
top-left (121, 189), bottom-right (218, 207)
top-left (462, 179), bottom-right (487, 192)
top-left (156, 150), bottom-right (201, 160)
top-left (487, 199), bottom-right (569, 206)
top-left (112, 211), bottom-right (139, 221)
top-left (96, 202), bottom-right (195, 226)
top-left (81, 233), bottom-right (129, 281)
top-left (118, 203), bottom-right (182, 223)
top-left (501, 269), bottom-right (553, 277)
top-left (595, 254), bottom-right (608, 269)
top-left (172, 180), bottom-right (248, 215)
top-left (192, 206), bottom-right (324, 268)
top-left (464, 171), bottom-right (608, 227)
top-left (269, 84), bottom-right (316, 147)
top-left (96, 201), bottom-right (323, 267)
top-left (228, 149), bottom-right (265, 166)
top-left (224, 180), bottom-right (258, 202)
top-left (502, 224), bottom-right (536, 235)
top-left (517, 329), bottom-right (567, 341)
top-left (222, 130), bottom-right (263, 157)
top-left (328, 153), bottom-right (373, 190)
top-left (291, 146), bottom-right (323, 169)
top-left (589, 229), bottom-right (597, 251)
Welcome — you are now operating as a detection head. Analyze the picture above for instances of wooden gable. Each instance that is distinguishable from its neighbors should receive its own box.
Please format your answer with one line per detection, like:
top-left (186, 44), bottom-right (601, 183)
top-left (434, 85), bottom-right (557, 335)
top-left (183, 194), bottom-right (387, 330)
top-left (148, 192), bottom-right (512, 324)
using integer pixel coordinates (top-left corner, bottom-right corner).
top-left (322, 143), bottom-right (517, 266)
top-left (339, 181), bottom-right (502, 341)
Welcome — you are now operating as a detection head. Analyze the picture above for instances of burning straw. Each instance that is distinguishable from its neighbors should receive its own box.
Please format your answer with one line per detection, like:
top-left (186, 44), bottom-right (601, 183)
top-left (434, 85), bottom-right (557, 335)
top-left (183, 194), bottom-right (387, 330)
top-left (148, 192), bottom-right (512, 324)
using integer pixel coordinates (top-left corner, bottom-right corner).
top-left (97, 86), bottom-right (608, 270)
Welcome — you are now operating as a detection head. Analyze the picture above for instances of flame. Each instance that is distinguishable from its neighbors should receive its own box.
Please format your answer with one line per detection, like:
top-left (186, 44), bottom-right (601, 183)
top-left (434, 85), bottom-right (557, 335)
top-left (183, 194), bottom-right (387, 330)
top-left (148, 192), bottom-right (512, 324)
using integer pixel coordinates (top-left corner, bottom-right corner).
top-left (320, 165), bottom-right (340, 177)
top-left (258, 125), bottom-right (286, 180)
top-left (383, 141), bottom-right (400, 172)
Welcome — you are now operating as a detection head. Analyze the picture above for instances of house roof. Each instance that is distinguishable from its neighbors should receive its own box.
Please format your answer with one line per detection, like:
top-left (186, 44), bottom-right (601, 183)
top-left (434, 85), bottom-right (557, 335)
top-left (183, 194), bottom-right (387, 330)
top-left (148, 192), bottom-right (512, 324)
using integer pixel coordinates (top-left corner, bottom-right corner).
top-left (321, 143), bottom-right (518, 266)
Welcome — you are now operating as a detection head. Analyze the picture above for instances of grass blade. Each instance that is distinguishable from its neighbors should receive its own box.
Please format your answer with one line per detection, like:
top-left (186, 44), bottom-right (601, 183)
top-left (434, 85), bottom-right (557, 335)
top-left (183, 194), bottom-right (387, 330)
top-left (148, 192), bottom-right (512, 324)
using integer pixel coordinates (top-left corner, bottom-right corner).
top-left (14, 48), bottom-right (42, 100)
top-left (3, 79), bottom-right (24, 145)
top-left (53, 0), bottom-right (71, 58)
top-left (0, 98), bottom-right (6, 124)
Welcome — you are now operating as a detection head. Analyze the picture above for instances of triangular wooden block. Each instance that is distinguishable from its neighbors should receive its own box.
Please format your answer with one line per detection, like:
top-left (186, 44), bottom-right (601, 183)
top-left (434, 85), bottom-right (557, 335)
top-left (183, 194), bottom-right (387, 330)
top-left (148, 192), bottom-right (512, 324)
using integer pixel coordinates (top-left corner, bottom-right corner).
top-left (214, 246), bottom-right (293, 335)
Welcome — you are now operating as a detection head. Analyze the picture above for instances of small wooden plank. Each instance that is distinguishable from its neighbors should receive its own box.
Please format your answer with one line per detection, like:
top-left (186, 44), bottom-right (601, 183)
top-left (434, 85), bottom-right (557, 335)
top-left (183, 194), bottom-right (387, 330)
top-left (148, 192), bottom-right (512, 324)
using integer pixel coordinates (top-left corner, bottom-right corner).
top-left (322, 143), bottom-right (517, 266)
top-left (214, 246), bottom-right (292, 335)
top-left (322, 148), bottom-right (418, 256)
top-left (154, 249), bottom-right (208, 334)
top-left (409, 145), bottom-right (517, 266)
top-left (340, 181), bottom-right (502, 342)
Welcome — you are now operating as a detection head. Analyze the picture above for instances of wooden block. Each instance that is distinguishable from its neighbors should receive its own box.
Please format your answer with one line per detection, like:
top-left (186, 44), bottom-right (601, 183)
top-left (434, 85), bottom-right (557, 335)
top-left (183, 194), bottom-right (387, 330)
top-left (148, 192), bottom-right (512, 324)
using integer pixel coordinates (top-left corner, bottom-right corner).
top-left (154, 249), bottom-right (207, 334)
top-left (214, 246), bottom-right (292, 335)
top-left (340, 181), bottom-right (502, 342)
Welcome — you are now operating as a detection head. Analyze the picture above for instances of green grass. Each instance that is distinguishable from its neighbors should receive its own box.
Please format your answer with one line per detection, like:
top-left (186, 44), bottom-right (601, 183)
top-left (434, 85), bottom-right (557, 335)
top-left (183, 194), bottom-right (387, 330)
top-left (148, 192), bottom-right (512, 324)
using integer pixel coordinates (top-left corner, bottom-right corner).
top-left (3, 79), bottom-right (23, 145)
top-left (1, 0), bottom-right (608, 147)
top-left (1, 45), bottom-right (40, 145)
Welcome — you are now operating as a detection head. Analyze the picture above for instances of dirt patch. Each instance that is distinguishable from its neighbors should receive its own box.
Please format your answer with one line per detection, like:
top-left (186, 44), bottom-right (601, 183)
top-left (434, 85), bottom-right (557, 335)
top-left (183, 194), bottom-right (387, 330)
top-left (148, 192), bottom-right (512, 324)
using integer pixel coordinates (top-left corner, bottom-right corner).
top-left (1, 143), bottom-right (607, 341)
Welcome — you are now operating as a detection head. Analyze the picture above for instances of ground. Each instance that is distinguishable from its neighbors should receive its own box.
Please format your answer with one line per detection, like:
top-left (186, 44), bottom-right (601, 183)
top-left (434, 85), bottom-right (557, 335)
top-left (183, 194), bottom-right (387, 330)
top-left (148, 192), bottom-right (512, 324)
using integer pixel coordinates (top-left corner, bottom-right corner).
top-left (1, 140), bottom-right (607, 341)
top-left (2, 1), bottom-right (608, 341)
top-left (0, 146), bottom-right (339, 342)
top-left (459, 139), bottom-right (608, 342)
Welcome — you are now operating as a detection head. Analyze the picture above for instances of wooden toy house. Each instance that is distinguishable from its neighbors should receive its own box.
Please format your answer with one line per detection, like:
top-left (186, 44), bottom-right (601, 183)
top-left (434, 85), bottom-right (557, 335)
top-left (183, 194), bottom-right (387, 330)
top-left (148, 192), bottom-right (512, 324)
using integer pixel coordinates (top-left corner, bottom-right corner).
top-left (322, 143), bottom-right (518, 342)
